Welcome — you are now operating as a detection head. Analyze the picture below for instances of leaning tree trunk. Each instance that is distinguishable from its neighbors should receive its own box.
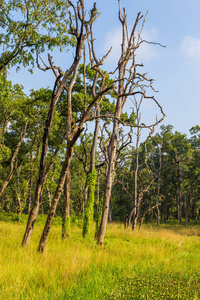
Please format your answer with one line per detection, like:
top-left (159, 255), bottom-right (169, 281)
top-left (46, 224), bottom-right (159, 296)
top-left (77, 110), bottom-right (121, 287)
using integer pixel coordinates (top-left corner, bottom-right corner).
top-left (21, 98), bottom-right (57, 247)
top-left (36, 1), bottom-right (117, 252)
top-left (0, 120), bottom-right (28, 198)
top-left (97, 69), bottom-right (123, 244)
top-left (22, 71), bottom-right (77, 247)
top-left (62, 166), bottom-right (71, 239)
top-left (97, 115), bottom-right (120, 245)
top-left (16, 165), bottom-right (22, 215)
top-left (21, 6), bottom-right (89, 246)
top-left (27, 152), bottom-right (33, 214)
top-left (82, 103), bottom-right (100, 237)
top-left (37, 143), bottom-right (74, 253)
top-left (61, 57), bottom-right (81, 238)
top-left (95, 169), bottom-right (102, 238)
top-left (37, 71), bottom-right (113, 251)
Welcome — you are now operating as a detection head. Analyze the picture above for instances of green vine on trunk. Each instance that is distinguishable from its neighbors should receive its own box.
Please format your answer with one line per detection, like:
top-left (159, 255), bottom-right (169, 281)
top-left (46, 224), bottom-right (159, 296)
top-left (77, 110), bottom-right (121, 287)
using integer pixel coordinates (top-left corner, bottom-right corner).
top-left (62, 216), bottom-right (71, 239)
top-left (82, 170), bottom-right (97, 237)
top-left (95, 195), bottom-right (103, 239)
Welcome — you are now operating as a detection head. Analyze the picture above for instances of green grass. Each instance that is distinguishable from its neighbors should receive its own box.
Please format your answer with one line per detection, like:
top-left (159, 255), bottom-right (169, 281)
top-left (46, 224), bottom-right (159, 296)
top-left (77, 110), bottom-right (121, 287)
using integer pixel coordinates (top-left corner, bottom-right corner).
top-left (0, 219), bottom-right (200, 299)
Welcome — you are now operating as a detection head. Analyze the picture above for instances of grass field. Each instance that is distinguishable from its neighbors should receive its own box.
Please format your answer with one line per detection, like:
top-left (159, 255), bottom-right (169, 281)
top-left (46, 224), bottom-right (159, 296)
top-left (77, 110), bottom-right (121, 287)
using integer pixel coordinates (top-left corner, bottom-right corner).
top-left (0, 218), bottom-right (200, 299)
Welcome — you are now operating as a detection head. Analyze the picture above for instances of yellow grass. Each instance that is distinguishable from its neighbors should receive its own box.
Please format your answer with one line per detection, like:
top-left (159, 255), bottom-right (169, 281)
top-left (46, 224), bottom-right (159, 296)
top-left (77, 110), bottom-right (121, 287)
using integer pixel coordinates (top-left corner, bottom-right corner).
top-left (0, 221), bottom-right (200, 299)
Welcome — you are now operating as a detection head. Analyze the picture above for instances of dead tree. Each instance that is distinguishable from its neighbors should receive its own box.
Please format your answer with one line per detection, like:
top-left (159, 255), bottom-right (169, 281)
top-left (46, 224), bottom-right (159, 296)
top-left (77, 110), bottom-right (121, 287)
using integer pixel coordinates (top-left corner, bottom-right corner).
top-left (37, 1), bottom-right (114, 253)
top-left (132, 97), bottom-right (142, 230)
top-left (97, 1), bottom-right (165, 245)
top-left (155, 139), bottom-right (162, 225)
top-left (21, 0), bottom-right (97, 247)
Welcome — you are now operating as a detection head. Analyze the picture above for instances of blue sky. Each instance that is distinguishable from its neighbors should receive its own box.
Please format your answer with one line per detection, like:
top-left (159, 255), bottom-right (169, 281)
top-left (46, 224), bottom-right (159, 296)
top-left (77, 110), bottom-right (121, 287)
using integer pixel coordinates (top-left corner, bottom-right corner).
top-left (7, 0), bottom-right (200, 138)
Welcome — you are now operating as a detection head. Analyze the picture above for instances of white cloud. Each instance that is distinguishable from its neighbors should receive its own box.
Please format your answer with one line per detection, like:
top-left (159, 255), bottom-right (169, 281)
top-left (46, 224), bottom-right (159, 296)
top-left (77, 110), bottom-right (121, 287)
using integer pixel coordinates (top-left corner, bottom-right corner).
top-left (103, 26), bottom-right (121, 64)
top-left (180, 36), bottom-right (200, 60)
top-left (103, 26), bottom-right (161, 65)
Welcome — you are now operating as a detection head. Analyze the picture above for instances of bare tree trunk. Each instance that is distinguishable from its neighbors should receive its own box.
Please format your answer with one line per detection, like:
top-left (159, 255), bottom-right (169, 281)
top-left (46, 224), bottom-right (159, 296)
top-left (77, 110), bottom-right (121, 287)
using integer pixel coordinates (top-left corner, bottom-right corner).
top-left (38, 144), bottom-right (74, 253)
top-left (133, 115), bottom-right (140, 230)
top-left (37, 67), bottom-right (113, 252)
top-left (37, 79), bottom-right (110, 250)
top-left (97, 2), bottom-right (130, 245)
top-left (16, 165), bottom-right (22, 215)
top-left (139, 204), bottom-right (159, 228)
top-left (108, 199), bottom-right (112, 223)
top-left (62, 166), bottom-right (71, 239)
top-left (96, 4), bottom-right (161, 244)
top-left (82, 102), bottom-right (100, 237)
top-left (27, 153), bottom-right (33, 214)
top-left (156, 143), bottom-right (162, 225)
top-left (22, 4), bottom-right (89, 246)
top-left (95, 169), bottom-right (102, 238)
top-left (21, 95), bottom-right (58, 247)
top-left (127, 172), bottom-right (159, 230)
top-left (0, 120), bottom-right (28, 197)
top-left (97, 115), bottom-right (120, 245)
top-left (27, 184), bottom-right (32, 214)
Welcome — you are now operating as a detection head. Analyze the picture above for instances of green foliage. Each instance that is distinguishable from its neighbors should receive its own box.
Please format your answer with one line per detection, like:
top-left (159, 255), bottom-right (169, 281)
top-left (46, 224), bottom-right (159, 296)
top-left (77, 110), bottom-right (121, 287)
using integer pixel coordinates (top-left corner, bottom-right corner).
top-left (95, 196), bottom-right (103, 239)
top-left (0, 79), bottom-right (68, 213)
top-left (0, 144), bottom-right (11, 166)
top-left (82, 170), bottom-right (97, 237)
top-left (0, 212), bottom-right (28, 222)
top-left (120, 110), bottom-right (136, 125)
top-left (0, 0), bottom-right (72, 71)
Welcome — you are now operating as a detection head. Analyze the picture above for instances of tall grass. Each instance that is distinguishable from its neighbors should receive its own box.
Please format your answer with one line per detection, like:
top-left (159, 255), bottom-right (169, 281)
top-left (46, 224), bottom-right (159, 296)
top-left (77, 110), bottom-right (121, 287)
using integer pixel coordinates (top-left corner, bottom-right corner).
top-left (0, 220), bottom-right (200, 299)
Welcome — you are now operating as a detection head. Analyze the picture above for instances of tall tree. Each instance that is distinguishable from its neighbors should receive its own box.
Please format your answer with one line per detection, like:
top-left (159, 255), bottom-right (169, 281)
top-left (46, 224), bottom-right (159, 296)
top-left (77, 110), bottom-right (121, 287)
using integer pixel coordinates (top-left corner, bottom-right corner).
top-left (37, 0), bottom-right (114, 253)
top-left (97, 1), bottom-right (165, 245)
top-left (0, 0), bottom-right (70, 71)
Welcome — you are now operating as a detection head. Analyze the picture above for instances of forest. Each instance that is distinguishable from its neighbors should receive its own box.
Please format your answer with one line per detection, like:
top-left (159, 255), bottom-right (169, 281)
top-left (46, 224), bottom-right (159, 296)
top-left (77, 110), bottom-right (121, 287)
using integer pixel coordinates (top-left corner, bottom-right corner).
top-left (1, 0), bottom-right (200, 299)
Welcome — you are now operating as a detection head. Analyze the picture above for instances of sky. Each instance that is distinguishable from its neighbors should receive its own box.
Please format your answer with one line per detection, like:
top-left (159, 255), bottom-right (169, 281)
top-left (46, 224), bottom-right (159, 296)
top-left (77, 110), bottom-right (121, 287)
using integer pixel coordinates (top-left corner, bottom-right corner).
top-left (7, 0), bottom-right (200, 139)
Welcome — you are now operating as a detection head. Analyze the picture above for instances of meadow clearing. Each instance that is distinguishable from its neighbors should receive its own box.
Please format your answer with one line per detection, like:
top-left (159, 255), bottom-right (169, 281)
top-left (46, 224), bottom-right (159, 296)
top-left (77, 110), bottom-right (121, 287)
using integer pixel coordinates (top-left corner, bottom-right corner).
top-left (0, 217), bottom-right (200, 299)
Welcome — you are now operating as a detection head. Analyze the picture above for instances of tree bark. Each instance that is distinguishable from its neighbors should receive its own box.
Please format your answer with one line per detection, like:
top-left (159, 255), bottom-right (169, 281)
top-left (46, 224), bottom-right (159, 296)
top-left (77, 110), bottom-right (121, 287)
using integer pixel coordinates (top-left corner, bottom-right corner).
top-left (133, 119), bottom-right (140, 230)
top-left (37, 143), bottom-right (74, 252)
top-left (82, 103), bottom-right (100, 237)
top-left (97, 5), bottom-right (144, 245)
top-left (22, 13), bottom-right (88, 247)
top-left (21, 95), bottom-right (58, 246)
top-left (16, 165), bottom-right (22, 215)
top-left (97, 114), bottom-right (120, 245)
top-left (156, 143), bottom-right (162, 225)
top-left (62, 166), bottom-right (71, 239)
top-left (27, 153), bottom-right (33, 214)
top-left (0, 120), bottom-right (28, 198)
